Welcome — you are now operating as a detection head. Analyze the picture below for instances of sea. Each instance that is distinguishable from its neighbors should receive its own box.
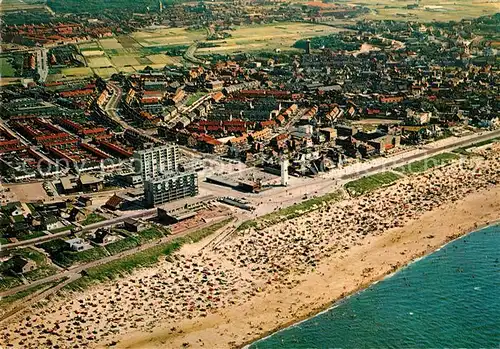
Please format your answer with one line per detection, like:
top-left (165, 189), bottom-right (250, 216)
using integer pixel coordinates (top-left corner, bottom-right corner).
top-left (249, 225), bottom-right (500, 349)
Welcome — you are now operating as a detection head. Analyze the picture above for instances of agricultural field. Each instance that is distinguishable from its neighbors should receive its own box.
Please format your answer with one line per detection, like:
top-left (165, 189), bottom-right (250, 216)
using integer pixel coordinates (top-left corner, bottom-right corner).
top-left (80, 50), bottom-right (106, 57)
top-left (61, 67), bottom-right (94, 77)
top-left (110, 56), bottom-right (141, 67)
top-left (345, 171), bottom-right (401, 197)
top-left (196, 22), bottom-right (345, 55)
top-left (131, 27), bottom-right (205, 47)
top-left (395, 153), bottom-right (460, 174)
top-left (345, 0), bottom-right (498, 22)
top-left (86, 56), bottom-right (113, 68)
top-left (99, 38), bottom-right (123, 50)
top-left (0, 0), bottom-right (45, 12)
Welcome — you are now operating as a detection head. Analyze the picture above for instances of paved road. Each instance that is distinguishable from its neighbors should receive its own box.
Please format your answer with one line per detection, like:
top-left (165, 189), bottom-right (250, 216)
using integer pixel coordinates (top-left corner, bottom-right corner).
top-left (0, 215), bottom-right (231, 298)
top-left (340, 129), bottom-right (500, 180)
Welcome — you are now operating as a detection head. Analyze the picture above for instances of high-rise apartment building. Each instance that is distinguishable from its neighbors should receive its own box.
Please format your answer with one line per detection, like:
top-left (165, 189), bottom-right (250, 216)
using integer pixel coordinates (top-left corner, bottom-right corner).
top-left (144, 172), bottom-right (198, 207)
top-left (133, 144), bottom-right (179, 181)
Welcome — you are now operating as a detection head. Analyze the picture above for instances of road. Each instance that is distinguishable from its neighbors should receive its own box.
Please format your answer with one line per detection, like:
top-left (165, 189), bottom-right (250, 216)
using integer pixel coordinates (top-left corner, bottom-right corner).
top-left (105, 81), bottom-right (164, 144)
top-left (0, 215), bottom-right (231, 300)
top-left (2, 206), bottom-right (157, 251)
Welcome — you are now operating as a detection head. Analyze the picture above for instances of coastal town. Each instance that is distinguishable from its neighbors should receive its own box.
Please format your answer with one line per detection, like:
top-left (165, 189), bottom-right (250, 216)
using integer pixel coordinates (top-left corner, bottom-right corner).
top-left (0, 0), bottom-right (499, 348)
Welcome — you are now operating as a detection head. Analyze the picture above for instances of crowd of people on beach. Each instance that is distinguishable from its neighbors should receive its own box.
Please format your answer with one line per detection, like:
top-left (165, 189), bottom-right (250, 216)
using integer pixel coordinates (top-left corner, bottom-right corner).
top-left (1, 145), bottom-right (499, 348)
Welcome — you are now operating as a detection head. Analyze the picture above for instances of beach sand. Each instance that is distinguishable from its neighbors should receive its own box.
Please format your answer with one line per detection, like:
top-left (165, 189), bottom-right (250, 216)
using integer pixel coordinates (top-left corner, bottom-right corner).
top-left (115, 186), bottom-right (500, 349)
top-left (2, 147), bottom-right (499, 349)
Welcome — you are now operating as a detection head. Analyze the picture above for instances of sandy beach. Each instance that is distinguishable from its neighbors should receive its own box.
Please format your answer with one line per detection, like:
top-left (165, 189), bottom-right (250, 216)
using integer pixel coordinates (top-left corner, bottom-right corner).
top-left (1, 145), bottom-right (499, 349)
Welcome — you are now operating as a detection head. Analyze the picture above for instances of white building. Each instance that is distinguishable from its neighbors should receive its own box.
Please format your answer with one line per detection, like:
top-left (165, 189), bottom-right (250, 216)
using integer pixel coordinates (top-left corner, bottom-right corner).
top-left (133, 144), bottom-right (179, 181)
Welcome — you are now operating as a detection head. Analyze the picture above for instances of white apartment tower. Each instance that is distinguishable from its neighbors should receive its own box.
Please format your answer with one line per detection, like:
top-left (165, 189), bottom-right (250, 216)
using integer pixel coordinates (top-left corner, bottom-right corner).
top-left (133, 144), bottom-right (179, 181)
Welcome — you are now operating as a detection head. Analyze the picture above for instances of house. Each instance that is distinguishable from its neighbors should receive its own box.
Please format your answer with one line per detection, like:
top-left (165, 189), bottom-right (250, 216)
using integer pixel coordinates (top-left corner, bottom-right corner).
top-left (124, 218), bottom-right (146, 232)
top-left (103, 194), bottom-right (125, 211)
top-left (91, 228), bottom-right (117, 244)
top-left (8, 255), bottom-right (37, 274)
top-left (78, 174), bottom-right (104, 192)
top-left (68, 207), bottom-right (86, 222)
top-left (65, 237), bottom-right (87, 251)
top-left (77, 195), bottom-right (93, 207)
top-left (406, 109), bottom-right (432, 125)
top-left (42, 215), bottom-right (60, 231)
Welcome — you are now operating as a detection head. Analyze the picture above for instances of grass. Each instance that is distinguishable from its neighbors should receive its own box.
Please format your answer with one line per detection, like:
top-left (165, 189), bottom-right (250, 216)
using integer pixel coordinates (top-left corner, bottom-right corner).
top-left (345, 172), bottom-right (401, 197)
top-left (81, 213), bottom-right (106, 226)
top-left (395, 153), bottom-right (460, 174)
top-left (104, 236), bottom-right (140, 255)
top-left (0, 280), bottom-right (60, 310)
top-left (38, 239), bottom-right (109, 268)
top-left (63, 219), bottom-right (231, 291)
top-left (137, 227), bottom-right (166, 243)
top-left (50, 224), bottom-right (74, 233)
top-left (237, 191), bottom-right (343, 232)
top-left (24, 265), bottom-right (58, 282)
top-left (0, 57), bottom-right (16, 77)
top-left (0, 276), bottom-right (23, 292)
top-left (185, 92), bottom-right (207, 106)
top-left (17, 231), bottom-right (46, 241)
top-left (13, 248), bottom-right (46, 264)
top-left (53, 247), bottom-right (109, 268)
top-left (454, 138), bottom-right (500, 155)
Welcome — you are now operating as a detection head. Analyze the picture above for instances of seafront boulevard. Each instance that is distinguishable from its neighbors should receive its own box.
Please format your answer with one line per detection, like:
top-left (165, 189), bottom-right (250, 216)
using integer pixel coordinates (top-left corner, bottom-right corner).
top-left (1, 141), bottom-right (499, 349)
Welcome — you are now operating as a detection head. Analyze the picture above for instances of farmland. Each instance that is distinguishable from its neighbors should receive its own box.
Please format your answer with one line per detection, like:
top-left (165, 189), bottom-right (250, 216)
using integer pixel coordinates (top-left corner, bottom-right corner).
top-left (343, 0), bottom-right (498, 22)
top-left (196, 22), bottom-right (345, 55)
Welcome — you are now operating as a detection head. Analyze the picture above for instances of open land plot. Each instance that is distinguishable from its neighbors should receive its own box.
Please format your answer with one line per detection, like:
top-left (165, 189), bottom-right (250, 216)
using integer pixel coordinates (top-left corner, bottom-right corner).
top-left (61, 67), bottom-right (94, 77)
top-left (117, 66), bottom-right (137, 73)
top-left (80, 50), bottom-right (105, 57)
top-left (117, 35), bottom-right (142, 49)
top-left (197, 22), bottom-right (345, 54)
top-left (99, 38), bottom-right (124, 50)
top-left (110, 56), bottom-right (141, 67)
top-left (92, 67), bottom-right (118, 78)
top-left (348, 0), bottom-right (498, 22)
top-left (0, 57), bottom-right (16, 77)
top-left (131, 28), bottom-right (206, 47)
top-left (5, 182), bottom-right (48, 201)
top-left (145, 54), bottom-right (180, 65)
top-left (345, 171), bottom-right (401, 196)
top-left (0, 0), bottom-right (45, 12)
top-left (132, 64), bottom-right (165, 72)
top-left (395, 153), bottom-right (460, 174)
top-left (78, 42), bottom-right (100, 51)
top-left (87, 56), bottom-right (113, 68)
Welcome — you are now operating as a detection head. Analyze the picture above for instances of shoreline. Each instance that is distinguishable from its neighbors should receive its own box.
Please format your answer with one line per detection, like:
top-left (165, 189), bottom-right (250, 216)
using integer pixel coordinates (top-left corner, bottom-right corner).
top-left (116, 185), bottom-right (500, 349)
top-left (2, 146), bottom-right (499, 349)
top-left (244, 218), bottom-right (500, 349)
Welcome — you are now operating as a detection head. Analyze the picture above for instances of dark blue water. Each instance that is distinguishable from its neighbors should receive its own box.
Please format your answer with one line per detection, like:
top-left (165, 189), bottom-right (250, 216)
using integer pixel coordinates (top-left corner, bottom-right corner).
top-left (250, 225), bottom-right (500, 349)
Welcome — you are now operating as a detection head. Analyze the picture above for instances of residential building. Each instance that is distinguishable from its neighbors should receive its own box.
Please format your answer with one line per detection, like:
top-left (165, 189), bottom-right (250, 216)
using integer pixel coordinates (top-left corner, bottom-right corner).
top-left (133, 144), bottom-right (179, 181)
top-left (144, 172), bottom-right (198, 207)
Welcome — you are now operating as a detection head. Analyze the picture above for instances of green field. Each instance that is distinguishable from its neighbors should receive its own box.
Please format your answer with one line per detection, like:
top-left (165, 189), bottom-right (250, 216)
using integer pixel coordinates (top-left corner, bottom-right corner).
top-left (185, 92), bottom-right (207, 106)
top-left (237, 191), bottom-right (344, 232)
top-left (395, 153), bottom-right (460, 174)
top-left (0, 57), bottom-right (16, 77)
top-left (345, 171), bottom-right (401, 197)
top-left (81, 213), bottom-right (106, 226)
